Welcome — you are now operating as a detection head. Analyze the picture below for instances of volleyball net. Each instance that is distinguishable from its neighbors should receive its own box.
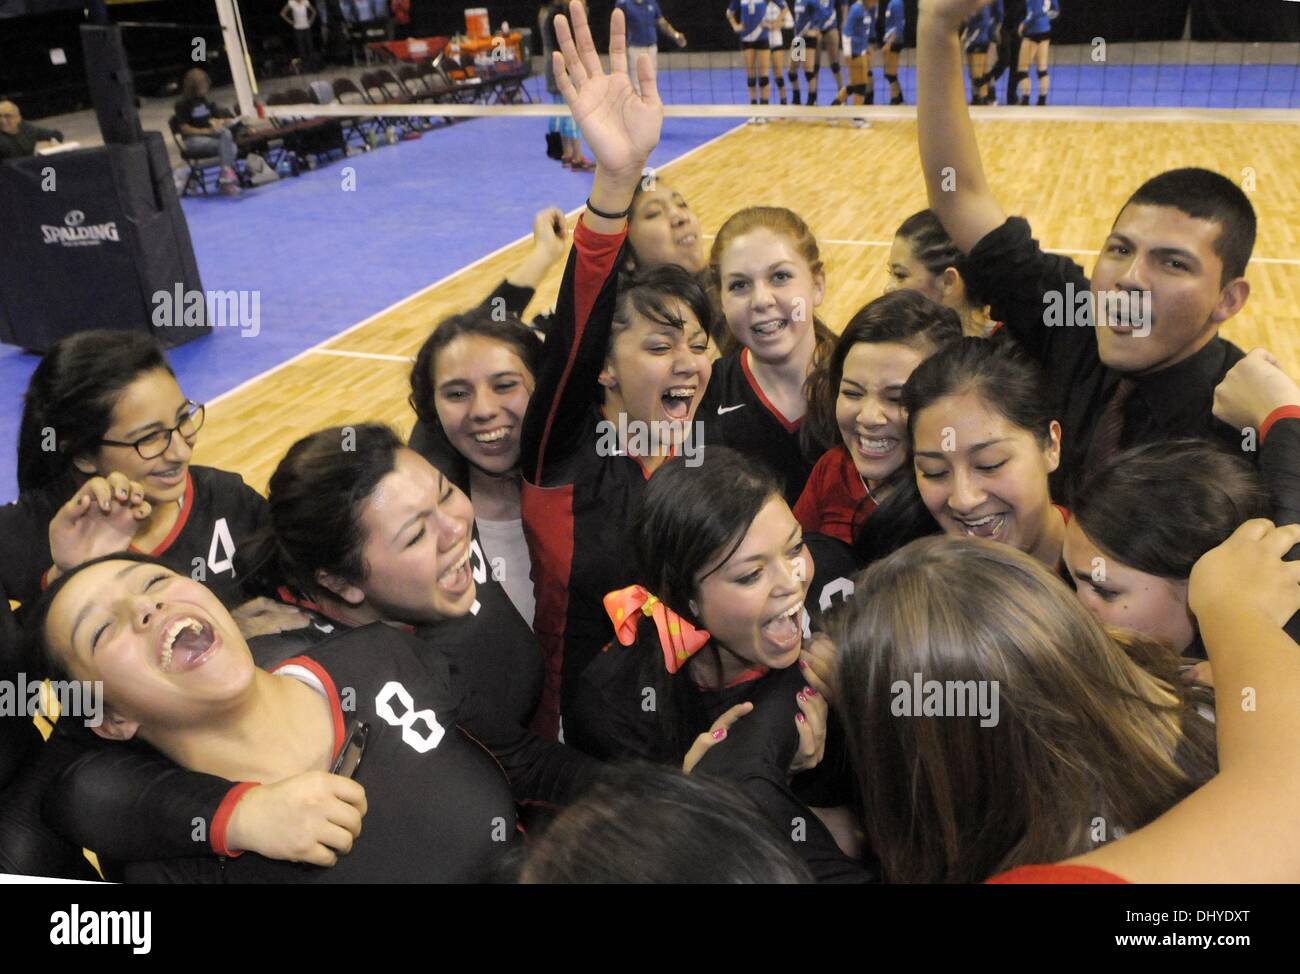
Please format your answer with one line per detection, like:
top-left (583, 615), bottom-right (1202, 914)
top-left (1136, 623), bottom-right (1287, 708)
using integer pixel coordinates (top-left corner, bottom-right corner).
top-left (205, 2), bottom-right (1300, 126)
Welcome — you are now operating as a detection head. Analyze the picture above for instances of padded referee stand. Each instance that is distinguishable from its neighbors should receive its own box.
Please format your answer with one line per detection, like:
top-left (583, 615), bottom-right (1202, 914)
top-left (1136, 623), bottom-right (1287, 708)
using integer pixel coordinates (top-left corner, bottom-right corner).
top-left (0, 133), bottom-right (210, 353)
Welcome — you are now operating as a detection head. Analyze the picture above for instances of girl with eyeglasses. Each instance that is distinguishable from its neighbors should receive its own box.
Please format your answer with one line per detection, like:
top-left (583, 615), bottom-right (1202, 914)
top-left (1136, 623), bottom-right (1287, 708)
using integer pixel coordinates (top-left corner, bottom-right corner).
top-left (1, 331), bottom-right (295, 632)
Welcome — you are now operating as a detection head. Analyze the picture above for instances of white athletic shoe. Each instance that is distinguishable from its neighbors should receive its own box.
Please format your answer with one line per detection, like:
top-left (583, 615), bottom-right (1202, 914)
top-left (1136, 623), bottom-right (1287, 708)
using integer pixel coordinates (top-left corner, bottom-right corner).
top-left (852, 118), bottom-right (871, 129)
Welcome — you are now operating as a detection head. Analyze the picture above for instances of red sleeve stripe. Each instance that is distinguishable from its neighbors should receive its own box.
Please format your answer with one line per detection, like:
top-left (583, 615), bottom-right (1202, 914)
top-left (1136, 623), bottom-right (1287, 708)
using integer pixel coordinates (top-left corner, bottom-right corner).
top-left (1260, 405), bottom-right (1300, 443)
top-left (211, 781), bottom-right (260, 858)
top-left (986, 863), bottom-right (1128, 884)
top-left (535, 221), bottom-right (627, 484)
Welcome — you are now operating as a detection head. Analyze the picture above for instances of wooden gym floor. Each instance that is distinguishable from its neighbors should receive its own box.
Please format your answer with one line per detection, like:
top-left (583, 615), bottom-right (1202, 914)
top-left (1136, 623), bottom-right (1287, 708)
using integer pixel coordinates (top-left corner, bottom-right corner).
top-left (191, 115), bottom-right (1300, 491)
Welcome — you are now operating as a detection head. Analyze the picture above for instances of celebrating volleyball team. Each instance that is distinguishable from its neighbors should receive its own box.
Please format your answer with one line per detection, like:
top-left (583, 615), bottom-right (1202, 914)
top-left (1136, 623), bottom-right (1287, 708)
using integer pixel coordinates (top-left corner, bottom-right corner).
top-left (2, 0), bottom-right (1299, 885)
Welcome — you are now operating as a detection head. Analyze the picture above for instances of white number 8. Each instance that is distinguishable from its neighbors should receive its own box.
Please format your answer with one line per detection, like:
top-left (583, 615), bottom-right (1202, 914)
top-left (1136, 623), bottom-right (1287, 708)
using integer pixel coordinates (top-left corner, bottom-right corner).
top-left (375, 681), bottom-right (445, 753)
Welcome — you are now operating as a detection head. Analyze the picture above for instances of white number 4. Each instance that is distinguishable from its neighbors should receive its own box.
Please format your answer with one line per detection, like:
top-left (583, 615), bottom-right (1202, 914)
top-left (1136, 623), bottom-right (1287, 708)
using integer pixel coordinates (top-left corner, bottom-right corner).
top-left (207, 517), bottom-right (237, 575)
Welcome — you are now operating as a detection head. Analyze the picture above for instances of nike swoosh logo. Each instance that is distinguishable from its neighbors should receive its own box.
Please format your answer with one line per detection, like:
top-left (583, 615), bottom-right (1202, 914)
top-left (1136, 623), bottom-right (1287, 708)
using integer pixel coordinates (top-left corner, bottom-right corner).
top-left (717, 404), bottom-right (746, 415)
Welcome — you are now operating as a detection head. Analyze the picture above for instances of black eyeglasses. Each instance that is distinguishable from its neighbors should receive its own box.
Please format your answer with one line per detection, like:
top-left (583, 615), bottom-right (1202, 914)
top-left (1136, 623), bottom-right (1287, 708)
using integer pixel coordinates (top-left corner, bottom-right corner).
top-left (100, 402), bottom-right (205, 459)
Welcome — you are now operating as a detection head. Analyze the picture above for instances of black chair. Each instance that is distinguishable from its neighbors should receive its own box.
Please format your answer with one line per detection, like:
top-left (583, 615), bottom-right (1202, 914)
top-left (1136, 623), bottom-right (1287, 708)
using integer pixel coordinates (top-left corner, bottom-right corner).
top-left (330, 77), bottom-right (386, 143)
top-left (263, 89), bottom-right (347, 166)
top-left (309, 79), bottom-right (372, 150)
top-left (168, 115), bottom-right (223, 196)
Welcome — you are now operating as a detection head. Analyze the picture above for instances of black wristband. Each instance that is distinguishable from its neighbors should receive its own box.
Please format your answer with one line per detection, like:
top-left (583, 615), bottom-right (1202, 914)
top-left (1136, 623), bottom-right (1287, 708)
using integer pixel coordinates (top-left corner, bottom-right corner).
top-left (585, 197), bottom-right (631, 221)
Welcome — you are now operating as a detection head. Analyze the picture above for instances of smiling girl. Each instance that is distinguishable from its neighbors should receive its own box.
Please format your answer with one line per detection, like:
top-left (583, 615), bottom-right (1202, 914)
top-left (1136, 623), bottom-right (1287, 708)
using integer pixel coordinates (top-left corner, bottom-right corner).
top-left (2, 331), bottom-right (294, 631)
top-left (519, 3), bottom-right (716, 739)
top-left (905, 337), bottom-right (1068, 570)
top-left (27, 554), bottom-right (523, 883)
top-left (885, 210), bottom-right (999, 339)
top-left (1063, 440), bottom-right (1272, 658)
top-left (703, 206), bottom-right (837, 506)
top-left (797, 289), bottom-right (963, 545)
top-left (408, 311), bottom-right (543, 625)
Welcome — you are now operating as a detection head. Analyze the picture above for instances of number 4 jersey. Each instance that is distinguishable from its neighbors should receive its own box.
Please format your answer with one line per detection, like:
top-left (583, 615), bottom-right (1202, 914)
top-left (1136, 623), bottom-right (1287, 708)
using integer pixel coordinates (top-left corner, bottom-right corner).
top-left (0, 465), bottom-right (269, 609)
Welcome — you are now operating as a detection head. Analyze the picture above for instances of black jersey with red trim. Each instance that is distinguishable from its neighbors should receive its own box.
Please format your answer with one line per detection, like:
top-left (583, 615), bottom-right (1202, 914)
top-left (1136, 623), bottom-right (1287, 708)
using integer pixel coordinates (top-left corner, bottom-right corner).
top-left (41, 622), bottom-right (594, 877)
top-left (518, 220), bottom-right (649, 741)
top-left (0, 465), bottom-right (268, 609)
top-left (568, 630), bottom-right (799, 764)
top-left (699, 347), bottom-right (816, 507)
top-left (116, 629), bottom-right (518, 883)
top-left (570, 631), bottom-right (873, 883)
top-left (803, 532), bottom-right (863, 632)
top-left (258, 532), bottom-right (544, 730)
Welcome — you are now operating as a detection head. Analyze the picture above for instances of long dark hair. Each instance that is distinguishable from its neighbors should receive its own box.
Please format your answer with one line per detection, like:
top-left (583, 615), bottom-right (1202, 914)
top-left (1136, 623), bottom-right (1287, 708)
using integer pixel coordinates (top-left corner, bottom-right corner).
top-left (834, 535), bottom-right (1218, 883)
top-left (520, 762), bottom-right (812, 883)
top-left (632, 447), bottom-right (784, 759)
top-left (855, 337), bottom-right (1055, 564)
top-left (612, 263), bottom-right (716, 347)
top-left (804, 289), bottom-right (964, 455)
top-left (1072, 439), bottom-right (1271, 579)
top-left (17, 331), bottom-right (174, 494)
top-left (902, 336), bottom-right (1055, 446)
top-left (408, 307), bottom-right (543, 491)
top-left (238, 424), bottom-right (404, 602)
top-left (808, 292), bottom-right (962, 564)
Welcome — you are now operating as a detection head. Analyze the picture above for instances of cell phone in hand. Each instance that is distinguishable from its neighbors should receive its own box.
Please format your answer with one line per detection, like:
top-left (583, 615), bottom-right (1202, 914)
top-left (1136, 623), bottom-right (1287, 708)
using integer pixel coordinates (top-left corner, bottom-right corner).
top-left (330, 720), bottom-right (369, 779)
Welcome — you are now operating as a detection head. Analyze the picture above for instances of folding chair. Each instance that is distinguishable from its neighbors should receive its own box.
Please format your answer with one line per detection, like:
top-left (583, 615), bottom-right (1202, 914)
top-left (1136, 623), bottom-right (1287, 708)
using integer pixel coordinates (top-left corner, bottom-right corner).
top-left (168, 115), bottom-right (224, 196)
top-left (360, 70), bottom-right (422, 137)
top-left (309, 78), bottom-right (372, 150)
top-left (331, 76), bottom-right (386, 144)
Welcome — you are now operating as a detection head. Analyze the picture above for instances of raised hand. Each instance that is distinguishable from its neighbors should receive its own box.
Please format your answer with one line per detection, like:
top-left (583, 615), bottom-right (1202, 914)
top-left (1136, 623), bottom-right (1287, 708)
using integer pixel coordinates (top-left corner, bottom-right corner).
top-left (49, 473), bottom-right (151, 574)
top-left (531, 206), bottom-right (570, 267)
top-left (552, 3), bottom-right (662, 182)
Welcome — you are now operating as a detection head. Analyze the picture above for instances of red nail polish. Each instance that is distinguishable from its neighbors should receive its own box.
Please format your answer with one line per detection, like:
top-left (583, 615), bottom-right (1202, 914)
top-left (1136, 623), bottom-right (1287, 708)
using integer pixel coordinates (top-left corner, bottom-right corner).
top-left (796, 713), bottom-right (806, 723)
top-left (712, 728), bottom-right (726, 741)
top-left (798, 659), bottom-right (808, 670)
top-left (805, 686), bottom-right (816, 697)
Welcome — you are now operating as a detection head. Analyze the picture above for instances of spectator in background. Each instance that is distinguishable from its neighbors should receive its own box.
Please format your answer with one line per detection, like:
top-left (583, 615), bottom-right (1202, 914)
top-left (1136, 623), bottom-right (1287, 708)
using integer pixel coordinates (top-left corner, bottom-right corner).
top-left (615, 0), bottom-right (687, 96)
top-left (172, 69), bottom-right (242, 197)
top-left (0, 100), bottom-right (63, 160)
top-left (281, 0), bottom-right (319, 68)
top-left (392, 0), bottom-right (412, 40)
top-left (542, 0), bottom-right (594, 170)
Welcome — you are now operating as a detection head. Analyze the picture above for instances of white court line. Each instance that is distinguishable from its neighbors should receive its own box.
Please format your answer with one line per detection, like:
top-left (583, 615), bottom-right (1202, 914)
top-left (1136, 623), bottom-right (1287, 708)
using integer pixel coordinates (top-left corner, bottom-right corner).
top-left (265, 102), bottom-right (1300, 125)
top-left (207, 120), bottom-right (747, 407)
top-left (310, 348), bottom-right (414, 363)
top-left (816, 237), bottom-right (1300, 268)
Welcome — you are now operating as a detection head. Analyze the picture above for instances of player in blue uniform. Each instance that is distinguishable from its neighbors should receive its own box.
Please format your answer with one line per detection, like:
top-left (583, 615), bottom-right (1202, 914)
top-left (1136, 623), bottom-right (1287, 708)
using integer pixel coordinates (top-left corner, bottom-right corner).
top-left (767, 2), bottom-right (795, 106)
top-left (961, 4), bottom-right (997, 105)
top-left (615, 0), bottom-right (687, 96)
top-left (786, 0), bottom-right (842, 106)
top-left (729, 0), bottom-right (776, 120)
top-left (833, 0), bottom-right (876, 116)
top-left (1017, 0), bottom-right (1059, 105)
top-left (876, 0), bottom-right (905, 104)
top-left (985, 0), bottom-right (1006, 104)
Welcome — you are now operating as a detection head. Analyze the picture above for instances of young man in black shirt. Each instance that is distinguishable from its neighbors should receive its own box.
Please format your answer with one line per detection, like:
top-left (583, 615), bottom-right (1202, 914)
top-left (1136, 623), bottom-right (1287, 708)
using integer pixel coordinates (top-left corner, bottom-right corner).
top-left (916, 0), bottom-right (1261, 499)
